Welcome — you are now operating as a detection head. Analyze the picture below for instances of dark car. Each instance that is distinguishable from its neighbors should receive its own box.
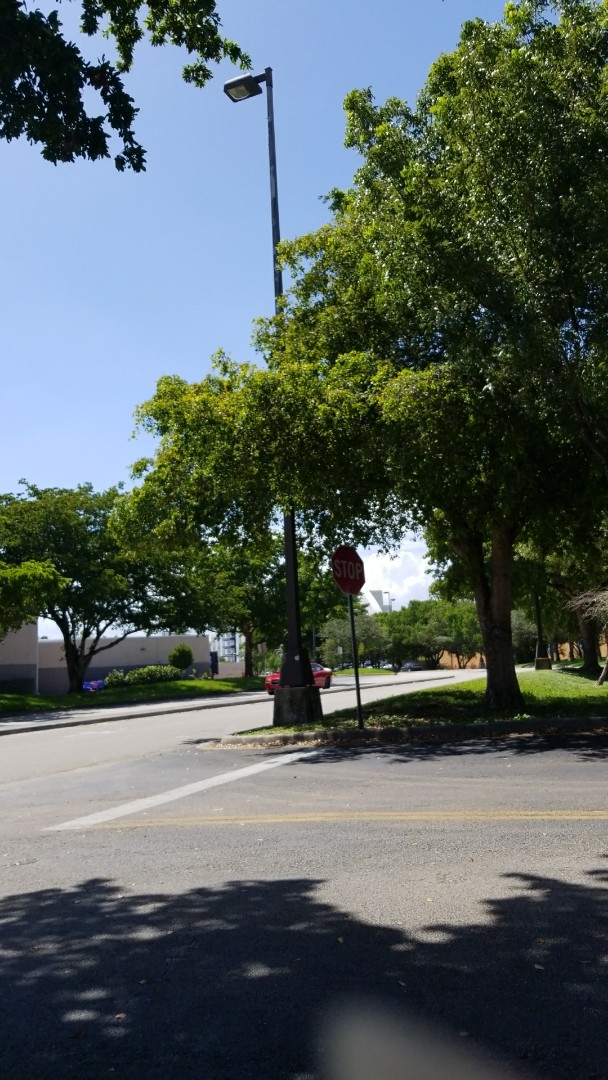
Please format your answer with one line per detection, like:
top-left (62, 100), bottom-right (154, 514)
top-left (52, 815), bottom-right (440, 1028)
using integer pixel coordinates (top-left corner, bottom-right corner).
top-left (265, 661), bottom-right (333, 695)
top-left (400, 661), bottom-right (425, 672)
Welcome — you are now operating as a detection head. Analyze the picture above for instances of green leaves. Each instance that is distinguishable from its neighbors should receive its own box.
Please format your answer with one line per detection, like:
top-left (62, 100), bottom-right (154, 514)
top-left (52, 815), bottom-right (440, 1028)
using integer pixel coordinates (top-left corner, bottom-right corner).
top-left (0, 560), bottom-right (67, 639)
top-left (1, 0), bottom-right (249, 169)
top-left (0, 481), bottom-right (235, 686)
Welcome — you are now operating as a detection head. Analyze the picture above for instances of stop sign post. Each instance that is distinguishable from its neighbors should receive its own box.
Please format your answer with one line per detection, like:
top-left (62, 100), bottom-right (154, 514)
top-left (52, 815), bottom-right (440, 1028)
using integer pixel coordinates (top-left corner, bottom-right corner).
top-left (331, 545), bottom-right (365, 729)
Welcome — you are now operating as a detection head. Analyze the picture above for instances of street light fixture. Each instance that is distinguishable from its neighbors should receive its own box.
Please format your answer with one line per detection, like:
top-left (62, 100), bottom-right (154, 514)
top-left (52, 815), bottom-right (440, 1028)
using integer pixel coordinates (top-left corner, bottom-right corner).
top-left (224, 74), bottom-right (264, 102)
top-left (224, 67), bottom-right (321, 727)
top-left (383, 591), bottom-right (395, 614)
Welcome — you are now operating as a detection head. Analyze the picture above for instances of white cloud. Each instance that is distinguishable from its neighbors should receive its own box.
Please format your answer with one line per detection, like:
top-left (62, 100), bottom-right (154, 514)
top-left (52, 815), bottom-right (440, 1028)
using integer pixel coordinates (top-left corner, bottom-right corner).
top-left (361, 535), bottom-right (433, 611)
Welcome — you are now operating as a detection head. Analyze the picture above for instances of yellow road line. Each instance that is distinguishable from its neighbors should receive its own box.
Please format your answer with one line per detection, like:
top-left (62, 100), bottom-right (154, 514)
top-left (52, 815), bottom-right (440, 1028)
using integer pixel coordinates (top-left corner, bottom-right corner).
top-left (92, 809), bottom-right (608, 828)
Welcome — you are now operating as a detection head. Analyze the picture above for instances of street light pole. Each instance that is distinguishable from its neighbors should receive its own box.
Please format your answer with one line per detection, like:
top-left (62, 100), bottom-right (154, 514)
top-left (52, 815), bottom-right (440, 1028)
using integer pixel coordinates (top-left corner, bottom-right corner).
top-left (261, 68), bottom-right (310, 691)
top-left (224, 68), bottom-right (320, 725)
top-left (264, 69), bottom-right (282, 310)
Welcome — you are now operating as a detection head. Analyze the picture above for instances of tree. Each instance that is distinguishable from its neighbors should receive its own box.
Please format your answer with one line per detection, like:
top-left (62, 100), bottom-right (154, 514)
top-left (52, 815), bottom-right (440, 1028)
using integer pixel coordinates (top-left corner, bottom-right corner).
top-left (1, 0), bottom-right (249, 170)
top-left (209, 533), bottom-right (287, 678)
top-left (380, 363), bottom-right (583, 703)
top-left (165, 538), bottom-right (346, 678)
top-left (0, 559), bottom-right (67, 639)
top-left (513, 501), bottom-right (608, 674)
top-left (440, 601), bottom-right (483, 669)
top-left (0, 482), bottom-right (226, 691)
top-left (567, 589), bottom-right (608, 685)
top-left (319, 605), bottom-right (388, 669)
top-left (167, 642), bottom-right (194, 673)
top-left (134, 1), bottom-right (608, 711)
top-left (510, 610), bottom-right (537, 665)
top-left (380, 599), bottom-right (464, 670)
top-left (252, 0), bottom-right (608, 707)
top-left (121, 470), bottom-right (351, 677)
top-left (319, 616), bottom-right (352, 670)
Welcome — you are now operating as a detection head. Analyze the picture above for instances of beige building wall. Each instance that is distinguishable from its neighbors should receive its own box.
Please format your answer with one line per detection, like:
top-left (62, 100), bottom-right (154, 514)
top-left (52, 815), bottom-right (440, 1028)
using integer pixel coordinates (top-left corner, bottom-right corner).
top-left (0, 623), bottom-right (39, 692)
top-left (38, 633), bottom-right (210, 694)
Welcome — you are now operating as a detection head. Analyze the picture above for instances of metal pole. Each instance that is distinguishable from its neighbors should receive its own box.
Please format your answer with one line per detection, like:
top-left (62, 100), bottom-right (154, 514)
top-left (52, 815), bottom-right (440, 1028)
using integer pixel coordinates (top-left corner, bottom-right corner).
top-left (534, 588), bottom-right (548, 661)
top-left (264, 68), bottom-right (311, 689)
top-left (264, 69), bottom-right (283, 315)
top-left (348, 594), bottom-right (364, 729)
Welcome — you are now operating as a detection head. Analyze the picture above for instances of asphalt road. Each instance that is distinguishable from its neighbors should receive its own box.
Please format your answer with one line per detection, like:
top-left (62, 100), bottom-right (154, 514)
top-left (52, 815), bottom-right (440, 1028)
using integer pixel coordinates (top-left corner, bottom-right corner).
top-left (0, 669), bottom-right (484, 778)
top-left (1, 676), bottom-right (607, 1080)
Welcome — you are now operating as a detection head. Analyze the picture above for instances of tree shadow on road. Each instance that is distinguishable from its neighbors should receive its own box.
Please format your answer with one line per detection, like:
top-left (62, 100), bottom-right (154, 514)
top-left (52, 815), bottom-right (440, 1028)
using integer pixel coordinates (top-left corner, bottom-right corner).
top-left (1, 861), bottom-right (607, 1079)
top-left (295, 732), bottom-right (608, 766)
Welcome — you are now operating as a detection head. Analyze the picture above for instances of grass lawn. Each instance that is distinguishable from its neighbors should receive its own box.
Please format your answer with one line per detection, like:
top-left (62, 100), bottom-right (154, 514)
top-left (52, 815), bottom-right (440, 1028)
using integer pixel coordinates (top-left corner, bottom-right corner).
top-left (0, 676), bottom-right (266, 718)
top-left (339, 667), bottom-right (397, 676)
top-left (240, 668), bottom-right (608, 735)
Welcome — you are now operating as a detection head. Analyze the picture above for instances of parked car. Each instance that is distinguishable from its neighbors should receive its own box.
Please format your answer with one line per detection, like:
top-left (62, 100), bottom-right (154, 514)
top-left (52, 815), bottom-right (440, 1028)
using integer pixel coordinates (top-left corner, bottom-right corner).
top-left (265, 661), bottom-right (333, 695)
top-left (400, 661), bottom-right (425, 672)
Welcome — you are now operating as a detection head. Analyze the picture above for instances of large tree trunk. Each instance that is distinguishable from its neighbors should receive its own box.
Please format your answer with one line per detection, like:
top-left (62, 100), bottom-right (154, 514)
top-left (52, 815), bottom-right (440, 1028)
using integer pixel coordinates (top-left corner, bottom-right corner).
top-left (569, 640), bottom-right (581, 661)
top-left (466, 525), bottom-right (524, 711)
top-left (597, 653), bottom-right (608, 685)
top-left (63, 638), bottom-right (91, 693)
top-left (597, 624), bottom-right (608, 684)
top-left (242, 625), bottom-right (254, 678)
top-left (577, 613), bottom-right (600, 675)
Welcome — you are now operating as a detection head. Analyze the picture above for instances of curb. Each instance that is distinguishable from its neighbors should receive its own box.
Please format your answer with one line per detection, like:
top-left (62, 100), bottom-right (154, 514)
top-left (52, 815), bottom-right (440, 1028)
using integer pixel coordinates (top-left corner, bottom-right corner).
top-left (219, 714), bottom-right (608, 747)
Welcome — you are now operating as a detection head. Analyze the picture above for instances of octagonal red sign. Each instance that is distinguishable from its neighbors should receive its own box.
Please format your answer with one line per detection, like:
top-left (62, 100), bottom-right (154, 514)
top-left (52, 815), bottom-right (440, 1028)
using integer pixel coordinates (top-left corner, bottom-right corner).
top-left (331, 545), bottom-right (365, 595)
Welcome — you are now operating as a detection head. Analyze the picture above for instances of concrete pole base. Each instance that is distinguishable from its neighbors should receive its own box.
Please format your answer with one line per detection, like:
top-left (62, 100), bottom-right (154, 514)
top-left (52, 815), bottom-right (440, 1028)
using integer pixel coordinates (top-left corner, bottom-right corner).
top-left (272, 685), bottom-right (323, 727)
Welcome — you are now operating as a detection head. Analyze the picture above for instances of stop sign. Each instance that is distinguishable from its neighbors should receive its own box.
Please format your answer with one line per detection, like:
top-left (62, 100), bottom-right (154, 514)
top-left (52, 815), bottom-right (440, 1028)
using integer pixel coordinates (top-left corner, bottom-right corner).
top-left (331, 545), bottom-right (365, 595)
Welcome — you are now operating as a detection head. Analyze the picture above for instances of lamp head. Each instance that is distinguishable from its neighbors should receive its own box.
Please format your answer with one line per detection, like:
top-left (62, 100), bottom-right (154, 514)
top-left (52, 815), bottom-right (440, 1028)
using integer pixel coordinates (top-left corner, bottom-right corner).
top-left (224, 74), bottom-right (265, 102)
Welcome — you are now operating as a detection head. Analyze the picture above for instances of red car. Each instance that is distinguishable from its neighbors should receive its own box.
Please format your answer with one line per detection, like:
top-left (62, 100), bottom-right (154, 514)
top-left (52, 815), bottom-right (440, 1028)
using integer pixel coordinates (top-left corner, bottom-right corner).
top-left (265, 662), bottom-right (333, 695)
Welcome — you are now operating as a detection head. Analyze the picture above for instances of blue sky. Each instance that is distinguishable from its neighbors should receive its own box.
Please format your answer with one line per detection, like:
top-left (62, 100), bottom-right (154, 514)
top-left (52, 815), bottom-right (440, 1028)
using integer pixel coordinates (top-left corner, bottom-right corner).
top-left (2, 0), bottom-right (506, 610)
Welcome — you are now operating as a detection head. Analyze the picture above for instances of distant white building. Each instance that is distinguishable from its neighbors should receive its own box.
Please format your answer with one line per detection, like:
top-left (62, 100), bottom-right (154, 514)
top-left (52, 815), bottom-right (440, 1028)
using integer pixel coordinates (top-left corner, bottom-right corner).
top-left (365, 590), bottom-right (396, 614)
top-left (207, 630), bottom-right (242, 664)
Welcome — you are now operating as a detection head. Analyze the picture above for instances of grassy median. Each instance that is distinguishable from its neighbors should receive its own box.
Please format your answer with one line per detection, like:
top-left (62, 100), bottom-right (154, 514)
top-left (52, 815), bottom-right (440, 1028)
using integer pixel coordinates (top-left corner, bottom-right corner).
top-left (240, 667), bottom-right (608, 736)
top-left (0, 676), bottom-right (266, 718)
top-left (339, 666), bottom-right (397, 676)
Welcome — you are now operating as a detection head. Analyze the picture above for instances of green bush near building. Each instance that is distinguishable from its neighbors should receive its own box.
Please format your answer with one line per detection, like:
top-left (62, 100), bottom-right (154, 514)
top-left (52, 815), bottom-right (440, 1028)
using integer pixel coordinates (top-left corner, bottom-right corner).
top-left (104, 664), bottom-right (182, 687)
top-left (167, 644), bottom-right (194, 672)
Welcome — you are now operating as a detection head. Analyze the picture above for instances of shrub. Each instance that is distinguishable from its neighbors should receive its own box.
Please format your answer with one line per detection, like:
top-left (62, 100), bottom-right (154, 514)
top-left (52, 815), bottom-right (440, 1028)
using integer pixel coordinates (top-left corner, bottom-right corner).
top-left (104, 668), bottom-right (126, 687)
top-left (167, 643), bottom-right (194, 672)
top-left (123, 664), bottom-right (182, 685)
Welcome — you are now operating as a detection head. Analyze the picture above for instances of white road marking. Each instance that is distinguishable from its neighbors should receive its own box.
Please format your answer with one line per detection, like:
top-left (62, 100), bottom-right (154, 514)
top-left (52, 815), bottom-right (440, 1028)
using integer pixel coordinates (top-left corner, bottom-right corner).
top-left (46, 750), bottom-right (315, 831)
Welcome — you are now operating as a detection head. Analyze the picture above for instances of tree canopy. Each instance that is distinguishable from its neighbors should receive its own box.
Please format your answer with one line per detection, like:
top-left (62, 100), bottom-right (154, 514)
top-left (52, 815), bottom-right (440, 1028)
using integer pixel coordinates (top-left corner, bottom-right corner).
top-left (320, 604), bottom-right (390, 669)
top-left (1, 0), bottom-right (249, 169)
top-left (134, 0), bottom-right (608, 708)
top-left (0, 559), bottom-right (67, 640)
top-left (0, 482), bottom-right (230, 689)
